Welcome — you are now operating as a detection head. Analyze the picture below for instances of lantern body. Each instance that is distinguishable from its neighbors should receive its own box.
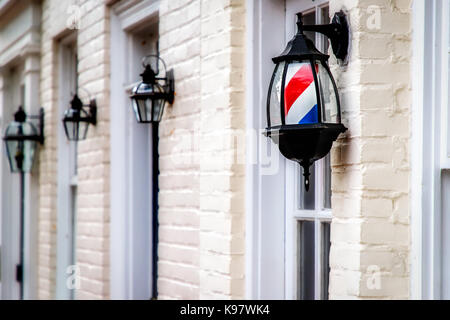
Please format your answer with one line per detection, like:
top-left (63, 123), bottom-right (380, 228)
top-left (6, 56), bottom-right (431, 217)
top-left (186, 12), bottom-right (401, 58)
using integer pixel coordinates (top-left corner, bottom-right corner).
top-left (4, 121), bottom-right (38, 173)
top-left (267, 60), bottom-right (341, 128)
top-left (265, 13), bottom-right (348, 190)
top-left (63, 107), bottom-right (90, 141)
top-left (131, 82), bottom-right (165, 123)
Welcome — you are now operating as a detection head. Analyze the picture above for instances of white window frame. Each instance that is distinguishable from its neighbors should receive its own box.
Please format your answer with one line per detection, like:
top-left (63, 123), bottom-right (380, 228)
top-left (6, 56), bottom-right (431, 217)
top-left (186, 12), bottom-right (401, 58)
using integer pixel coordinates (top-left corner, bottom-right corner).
top-left (110, 0), bottom-right (159, 300)
top-left (245, 0), bottom-right (332, 300)
top-left (56, 32), bottom-right (78, 300)
top-left (411, 0), bottom-right (450, 299)
top-left (284, 0), bottom-right (331, 300)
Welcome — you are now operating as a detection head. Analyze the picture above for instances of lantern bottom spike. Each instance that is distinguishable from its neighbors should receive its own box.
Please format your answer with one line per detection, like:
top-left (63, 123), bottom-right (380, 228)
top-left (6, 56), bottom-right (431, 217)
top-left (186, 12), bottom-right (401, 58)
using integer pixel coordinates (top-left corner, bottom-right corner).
top-left (301, 162), bottom-right (311, 192)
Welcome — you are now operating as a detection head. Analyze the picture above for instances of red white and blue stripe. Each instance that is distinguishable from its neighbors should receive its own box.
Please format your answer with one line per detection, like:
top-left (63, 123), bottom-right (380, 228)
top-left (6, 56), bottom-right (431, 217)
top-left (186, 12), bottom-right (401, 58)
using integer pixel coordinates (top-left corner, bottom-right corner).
top-left (284, 62), bottom-right (318, 124)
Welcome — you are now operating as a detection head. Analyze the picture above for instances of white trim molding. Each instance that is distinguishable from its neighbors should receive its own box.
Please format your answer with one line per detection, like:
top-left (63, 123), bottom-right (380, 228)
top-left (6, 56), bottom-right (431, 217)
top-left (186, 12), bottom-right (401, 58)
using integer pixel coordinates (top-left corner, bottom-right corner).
top-left (411, 0), bottom-right (450, 300)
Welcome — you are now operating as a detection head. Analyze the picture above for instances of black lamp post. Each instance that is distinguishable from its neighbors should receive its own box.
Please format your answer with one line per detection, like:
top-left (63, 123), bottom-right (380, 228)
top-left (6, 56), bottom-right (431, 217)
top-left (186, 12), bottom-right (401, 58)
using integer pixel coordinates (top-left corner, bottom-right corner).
top-left (265, 11), bottom-right (349, 191)
top-left (130, 55), bottom-right (174, 299)
top-left (3, 106), bottom-right (44, 300)
top-left (62, 94), bottom-right (97, 141)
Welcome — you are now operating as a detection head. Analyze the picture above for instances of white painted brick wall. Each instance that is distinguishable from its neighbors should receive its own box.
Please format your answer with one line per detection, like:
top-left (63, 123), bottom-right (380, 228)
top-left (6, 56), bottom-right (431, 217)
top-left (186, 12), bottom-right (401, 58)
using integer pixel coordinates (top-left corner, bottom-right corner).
top-left (329, 0), bottom-right (412, 299)
top-left (158, 0), bottom-right (246, 299)
top-left (39, 0), bottom-right (110, 299)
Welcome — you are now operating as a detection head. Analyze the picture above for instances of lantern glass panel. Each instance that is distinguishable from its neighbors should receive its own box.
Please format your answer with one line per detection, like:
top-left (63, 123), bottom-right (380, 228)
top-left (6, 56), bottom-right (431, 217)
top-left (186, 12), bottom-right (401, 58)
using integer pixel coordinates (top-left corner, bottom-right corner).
top-left (132, 82), bottom-right (165, 123)
top-left (152, 98), bottom-right (165, 122)
top-left (267, 61), bottom-right (285, 127)
top-left (5, 121), bottom-right (38, 172)
top-left (317, 63), bottom-right (339, 124)
top-left (63, 108), bottom-right (90, 140)
top-left (283, 61), bottom-right (318, 125)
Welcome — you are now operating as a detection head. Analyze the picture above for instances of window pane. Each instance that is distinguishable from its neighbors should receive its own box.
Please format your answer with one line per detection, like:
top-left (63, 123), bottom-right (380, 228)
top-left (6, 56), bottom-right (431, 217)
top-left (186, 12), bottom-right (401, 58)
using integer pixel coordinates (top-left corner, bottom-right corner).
top-left (298, 220), bottom-right (315, 300)
top-left (320, 7), bottom-right (330, 51)
top-left (321, 222), bottom-right (331, 300)
top-left (299, 162), bottom-right (315, 210)
top-left (302, 11), bottom-right (316, 46)
top-left (323, 154), bottom-right (331, 209)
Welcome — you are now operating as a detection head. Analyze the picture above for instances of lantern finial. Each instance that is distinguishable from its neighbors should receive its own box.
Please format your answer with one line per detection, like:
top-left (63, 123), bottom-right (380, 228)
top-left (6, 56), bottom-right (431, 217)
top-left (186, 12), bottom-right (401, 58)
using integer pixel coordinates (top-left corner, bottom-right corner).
top-left (14, 107), bottom-right (26, 123)
top-left (296, 12), bottom-right (304, 34)
top-left (141, 64), bottom-right (156, 84)
top-left (301, 162), bottom-right (311, 192)
top-left (70, 94), bottom-right (83, 110)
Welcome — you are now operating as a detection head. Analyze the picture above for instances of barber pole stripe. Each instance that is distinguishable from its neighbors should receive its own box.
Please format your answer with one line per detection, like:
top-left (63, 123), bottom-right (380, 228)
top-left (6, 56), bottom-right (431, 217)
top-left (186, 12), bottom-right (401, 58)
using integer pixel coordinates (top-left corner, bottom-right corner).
top-left (284, 62), bottom-right (318, 124)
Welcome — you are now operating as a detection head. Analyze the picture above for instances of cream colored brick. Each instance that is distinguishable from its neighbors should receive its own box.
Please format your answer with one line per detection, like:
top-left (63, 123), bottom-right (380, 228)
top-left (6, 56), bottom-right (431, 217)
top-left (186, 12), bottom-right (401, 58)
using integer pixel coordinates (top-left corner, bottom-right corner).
top-left (361, 221), bottom-right (409, 245)
top-left (361, 112), bottom-right (409, 138)
top-left (362, 167), bottom-right (409, 191)
top-left (331, 220), bottom-right (362, 243)
top-left (361, 197), bottom-right (393, 217)
top-left (358, 35), bottom-right (392, 59)
top-left (360, 63), bottom-right (410, 85)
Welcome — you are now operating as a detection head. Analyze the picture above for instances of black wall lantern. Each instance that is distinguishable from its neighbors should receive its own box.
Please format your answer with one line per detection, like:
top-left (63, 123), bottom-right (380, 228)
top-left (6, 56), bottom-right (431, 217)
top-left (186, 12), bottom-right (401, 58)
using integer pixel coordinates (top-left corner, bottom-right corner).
top-left (4, 106), bottom-right (44, 173)
top-left (265, 11), bottom-right (349, 191)
top-left (130, 55), bottom-right (174, 123)
top-left (3, 106), bottom-right (44, 300)
top-left (62, 94), bottom-right (97, 141)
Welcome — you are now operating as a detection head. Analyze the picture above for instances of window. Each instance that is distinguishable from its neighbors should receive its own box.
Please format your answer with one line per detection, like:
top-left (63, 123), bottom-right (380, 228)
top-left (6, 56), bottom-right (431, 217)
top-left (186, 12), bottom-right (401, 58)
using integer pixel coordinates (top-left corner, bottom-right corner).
top-left (56, 33), bottom-right (78, 300)
top-left (285, 0), bottom-right (332, 300)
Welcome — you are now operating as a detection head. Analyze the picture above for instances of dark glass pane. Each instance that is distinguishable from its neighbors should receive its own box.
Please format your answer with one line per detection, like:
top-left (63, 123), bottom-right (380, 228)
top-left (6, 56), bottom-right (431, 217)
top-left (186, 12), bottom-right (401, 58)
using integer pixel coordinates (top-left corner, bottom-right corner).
top-left (72, 121), bottom-right (79, 141)
top-left (78, 121), bottom-right (89, 140)
top-left (133, 98), bottom-right (149, 122)
top-left (299, 220), bottom-right (315, 300)
top-left (323, 154), bottom-right (332, 209)
top-left (152, 99), bottom-right (164, 122)
top-left (64, 121), bottom-right (78, 141)
top-left (321, 222), bottom-right (331, 300)
top-left (299, 162), bottom-right (315, 210)
top-left (302, 11), bottom-right (316, 45)
top-left (321, 7), bottom-right (330, 51)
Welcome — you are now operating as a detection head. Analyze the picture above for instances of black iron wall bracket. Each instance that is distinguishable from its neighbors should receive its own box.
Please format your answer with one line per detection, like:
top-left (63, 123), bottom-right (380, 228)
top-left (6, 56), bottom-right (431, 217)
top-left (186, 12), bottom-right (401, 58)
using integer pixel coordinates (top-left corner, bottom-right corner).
top-left (300, 10), bottom-right (349, 61)
top-left (87, 99), bottom-right (97, 126)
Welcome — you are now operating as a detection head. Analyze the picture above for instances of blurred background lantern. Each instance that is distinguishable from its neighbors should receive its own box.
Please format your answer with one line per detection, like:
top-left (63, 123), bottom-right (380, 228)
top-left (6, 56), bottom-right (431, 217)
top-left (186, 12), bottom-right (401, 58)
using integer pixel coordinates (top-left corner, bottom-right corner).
top-left (62, 93), bottom-right (97, 141)
top-left (3, 106), bottom-right (44, 300)
top-left (4, 107), bottom-right (44, 173)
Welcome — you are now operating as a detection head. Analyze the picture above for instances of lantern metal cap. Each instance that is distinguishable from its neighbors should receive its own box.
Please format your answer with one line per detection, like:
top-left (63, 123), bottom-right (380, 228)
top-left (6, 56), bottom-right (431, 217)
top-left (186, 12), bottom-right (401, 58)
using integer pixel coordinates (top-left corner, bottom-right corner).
top-left (272, 14), bottom-right (328, 63)
top-left (70, 94), bottom-right (83, 110)
top-left (273, 11), bottom-right (349, 63)
top-left (141, 64), bottom-right (156, 84)
top-left (14, 107), bottom-right (27, 123)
